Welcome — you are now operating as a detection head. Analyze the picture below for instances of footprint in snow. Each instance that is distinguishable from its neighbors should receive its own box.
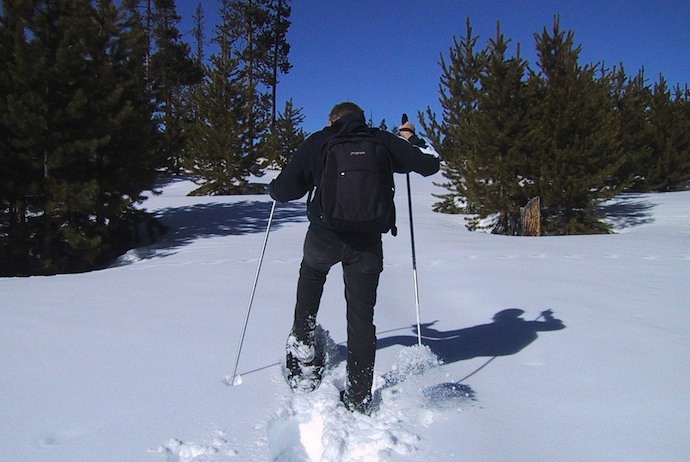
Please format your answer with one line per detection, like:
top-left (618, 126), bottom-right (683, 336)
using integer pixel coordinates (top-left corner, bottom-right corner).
top-left (149, 434), bottom-right (238, 462)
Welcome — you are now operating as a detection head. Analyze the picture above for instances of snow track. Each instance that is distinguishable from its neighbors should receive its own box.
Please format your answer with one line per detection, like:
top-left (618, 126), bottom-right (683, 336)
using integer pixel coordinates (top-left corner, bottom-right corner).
top-left (268, 332), bottom-right (475, 461)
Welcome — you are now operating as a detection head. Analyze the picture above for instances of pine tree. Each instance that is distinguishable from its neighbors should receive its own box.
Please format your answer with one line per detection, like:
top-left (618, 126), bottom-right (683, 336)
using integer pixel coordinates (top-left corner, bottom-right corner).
top-left (182, 0), bottom-right (293, 193)
top-left (643, 76), bottom-right (690, 191)
top-left (528, 17), bottom-right (625, 234)
top-left (262, 98), bottom-right (306, 168)
top-left (1, 0), bottom-right (159, 275)
top-left (2, 0), bottom-right (106, 272)
top-left (676, 85), bottom-right (690, 188)
top-left (191, 2), bottom-right (204, 64)
top-left (262, 0), bottom-right (292, 128)
top-left (149, 0), bottom-right (203, 172)
top-left (91, 0), bottom-right (159, 252)
top-left (1, 0), bottom-right (47, 274)
top-left (226, 0), bottom-right (272, 161)
top-left (420, 18), bottom-right (484, 214)
top-left (462, 22), bottom-right (532, 234)
top-left (611, 66), bottom-right (653, 191)
top-left (423, 17), bottom-right (635, 235)
top-left (184, 0), bottom-right (263, 195)
top-left (228, 0), bottom-right (293, 160)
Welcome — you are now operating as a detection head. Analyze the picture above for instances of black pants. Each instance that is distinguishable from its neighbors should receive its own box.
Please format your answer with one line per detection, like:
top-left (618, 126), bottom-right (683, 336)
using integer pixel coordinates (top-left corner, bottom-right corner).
top-left (292, 227), bottom-right (383, 403)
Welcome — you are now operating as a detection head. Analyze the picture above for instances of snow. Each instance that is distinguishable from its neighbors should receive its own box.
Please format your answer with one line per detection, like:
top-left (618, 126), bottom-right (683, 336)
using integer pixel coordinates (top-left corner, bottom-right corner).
top-left (2, 171), bottom-right (690, 461)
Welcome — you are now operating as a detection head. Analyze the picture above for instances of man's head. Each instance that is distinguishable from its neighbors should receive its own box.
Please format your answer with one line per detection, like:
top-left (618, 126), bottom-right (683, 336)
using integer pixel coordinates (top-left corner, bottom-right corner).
top-left (328, 102), bottom-right (365, 124)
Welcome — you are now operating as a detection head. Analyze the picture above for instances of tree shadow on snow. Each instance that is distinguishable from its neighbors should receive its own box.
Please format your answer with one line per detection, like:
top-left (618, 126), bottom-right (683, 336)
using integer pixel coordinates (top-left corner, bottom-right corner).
top-left (117, 200), bottom-right (306, 263)
top-left (377, 308), bottom-right (566, 368)
top-left (598, 194), bottom-right (655, 230)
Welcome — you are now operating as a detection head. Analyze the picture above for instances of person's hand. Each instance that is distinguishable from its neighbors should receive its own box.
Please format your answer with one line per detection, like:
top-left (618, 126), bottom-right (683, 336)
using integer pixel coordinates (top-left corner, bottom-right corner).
top-left (398, 121), bottom-right (415, 140)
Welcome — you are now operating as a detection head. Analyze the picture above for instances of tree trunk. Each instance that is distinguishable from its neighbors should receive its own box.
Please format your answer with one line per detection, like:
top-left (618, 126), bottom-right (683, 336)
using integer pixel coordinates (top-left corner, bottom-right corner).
top-left (521, 196), bottom-right (541, 236)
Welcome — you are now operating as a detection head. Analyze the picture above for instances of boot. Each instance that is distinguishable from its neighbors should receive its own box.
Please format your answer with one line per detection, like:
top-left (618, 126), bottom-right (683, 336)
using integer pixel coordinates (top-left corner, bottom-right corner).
top-left (339, 388), bottom-right (372, 415)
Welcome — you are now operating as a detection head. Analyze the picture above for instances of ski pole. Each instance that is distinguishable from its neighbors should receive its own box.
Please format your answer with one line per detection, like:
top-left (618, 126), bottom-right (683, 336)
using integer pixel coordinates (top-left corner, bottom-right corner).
top-left (229, 199), bottom-right (277, 386)
top-left (407, 172), bottom-right (423, 346)
top-left (401, 113), bottom-right (423, 346)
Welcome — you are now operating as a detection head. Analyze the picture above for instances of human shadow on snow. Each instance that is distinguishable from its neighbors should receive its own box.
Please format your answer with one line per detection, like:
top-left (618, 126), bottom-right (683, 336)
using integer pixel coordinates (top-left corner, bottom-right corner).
top-left (234, 309), bottom-right (564, 394)
top-left (118, 200), bottom-right (306, 263)
top-left (377, 308), bottom-right (565, 366)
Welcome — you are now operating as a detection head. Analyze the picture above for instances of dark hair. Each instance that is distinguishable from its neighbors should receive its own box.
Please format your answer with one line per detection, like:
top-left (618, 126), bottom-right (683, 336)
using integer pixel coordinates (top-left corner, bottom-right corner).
top-left (329, 102), bottom-right (365, 123)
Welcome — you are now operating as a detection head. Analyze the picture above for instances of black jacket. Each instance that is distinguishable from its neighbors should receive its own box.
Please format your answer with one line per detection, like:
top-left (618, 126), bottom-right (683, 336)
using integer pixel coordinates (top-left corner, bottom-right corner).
top-left (270, 115), bottom-right (439, 201)
top-left (268, 114), bottom-right (440, 234)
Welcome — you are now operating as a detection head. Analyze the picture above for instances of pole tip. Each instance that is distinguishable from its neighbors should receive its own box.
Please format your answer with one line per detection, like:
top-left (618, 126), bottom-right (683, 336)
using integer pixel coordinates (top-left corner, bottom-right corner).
top-left (223, 374), bottom-right (243, 386)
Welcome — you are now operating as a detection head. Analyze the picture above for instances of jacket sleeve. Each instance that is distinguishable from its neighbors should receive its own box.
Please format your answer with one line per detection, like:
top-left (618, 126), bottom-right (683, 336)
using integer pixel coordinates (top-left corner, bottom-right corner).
top-left (268, 135), bottom-right (316, 203)
top-left (382, 132), bottom-right (440, 177)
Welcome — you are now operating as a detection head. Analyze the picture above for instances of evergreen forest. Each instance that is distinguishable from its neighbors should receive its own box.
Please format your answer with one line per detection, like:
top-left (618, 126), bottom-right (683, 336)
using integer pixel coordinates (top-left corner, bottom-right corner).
top-left (421, 18), bottom-right (690, 235)
top-left (1, 3), bottom-right (688, 276)
top-left (1, 0), bottom-right (304, 276)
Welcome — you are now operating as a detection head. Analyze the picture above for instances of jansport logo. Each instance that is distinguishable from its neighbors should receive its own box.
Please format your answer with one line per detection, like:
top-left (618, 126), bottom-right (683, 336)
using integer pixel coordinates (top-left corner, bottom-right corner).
top-left (350, 151), bottom-right (366, 156)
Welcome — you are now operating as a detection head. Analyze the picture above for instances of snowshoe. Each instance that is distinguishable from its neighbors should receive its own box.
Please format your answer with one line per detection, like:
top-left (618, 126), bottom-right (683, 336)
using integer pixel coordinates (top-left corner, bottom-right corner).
top-left (284, 331), bottom-right (325, 393)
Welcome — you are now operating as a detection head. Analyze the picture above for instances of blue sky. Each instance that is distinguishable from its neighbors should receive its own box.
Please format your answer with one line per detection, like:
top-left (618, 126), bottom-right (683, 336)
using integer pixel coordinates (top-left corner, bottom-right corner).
top-left (178, 0), bottom-right (690, 134)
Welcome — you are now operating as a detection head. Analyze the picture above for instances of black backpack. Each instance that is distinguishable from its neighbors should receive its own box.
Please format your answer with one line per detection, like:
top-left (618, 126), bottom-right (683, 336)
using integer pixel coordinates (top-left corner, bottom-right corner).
top-left (308, 128), bottom-right (396, 235)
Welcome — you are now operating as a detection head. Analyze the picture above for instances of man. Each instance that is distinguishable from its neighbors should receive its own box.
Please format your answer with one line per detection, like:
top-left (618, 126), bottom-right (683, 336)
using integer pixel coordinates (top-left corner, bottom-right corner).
top-left (268, 102), bottom-right (439, 414)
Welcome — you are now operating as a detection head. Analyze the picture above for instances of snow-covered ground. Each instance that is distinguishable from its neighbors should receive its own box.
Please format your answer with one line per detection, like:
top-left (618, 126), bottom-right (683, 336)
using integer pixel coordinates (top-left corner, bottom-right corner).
top-left (2, 172), bottom-right (689, 461)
